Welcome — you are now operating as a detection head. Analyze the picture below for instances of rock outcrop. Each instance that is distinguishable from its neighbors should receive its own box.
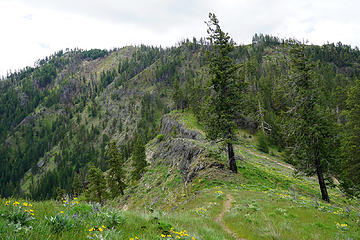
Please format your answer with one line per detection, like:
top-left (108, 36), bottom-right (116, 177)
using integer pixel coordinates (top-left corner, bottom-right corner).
top-left (148, 115), bottom-right (224, 183)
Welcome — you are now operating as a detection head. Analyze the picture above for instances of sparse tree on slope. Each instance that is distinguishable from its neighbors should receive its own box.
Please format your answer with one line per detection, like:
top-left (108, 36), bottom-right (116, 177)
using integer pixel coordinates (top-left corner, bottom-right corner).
top-left (203, 13), bottom-right (243, 173)
top-left (283, 43), bottom-right (338, 202)
top-left (86, 165), bottom-right (107, 204)
top-left (72, 172), bottom-right (83, 196)
top-left (131, 136), bottom-right (147, 181)
top-left (106, 142), bottom-right (126, 196)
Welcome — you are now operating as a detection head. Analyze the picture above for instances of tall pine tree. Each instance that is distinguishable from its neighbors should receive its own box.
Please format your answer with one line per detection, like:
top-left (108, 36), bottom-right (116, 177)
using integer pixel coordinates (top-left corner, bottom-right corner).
top-left (131, 136), bottom-right (147, 181)
top-left (203, 13), bottom-right (242, 173)
top-left (105, 142), bottom-right (126, 196)
top-left (341, 79), bottom-right (360, 196)
top-left (86, 165), bottom-right (107, 204)
top-left (283, 43), bottom-right (338, 202)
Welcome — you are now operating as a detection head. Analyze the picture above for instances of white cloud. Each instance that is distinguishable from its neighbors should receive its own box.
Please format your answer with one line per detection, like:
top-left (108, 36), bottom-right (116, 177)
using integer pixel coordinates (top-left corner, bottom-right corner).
top-left (0, 0), bottom-right (359, 77)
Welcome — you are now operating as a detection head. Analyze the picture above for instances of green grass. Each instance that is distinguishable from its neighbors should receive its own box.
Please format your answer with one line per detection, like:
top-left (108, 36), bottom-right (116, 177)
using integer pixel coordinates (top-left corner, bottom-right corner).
top-left (224, 189), bottom-right (360, 240)
top-left (2, 111), bottom-right (360, 239)
top-left (170, 110), bottom-right (204, 133)
top-left (0, 197), bottom-right (229, 240)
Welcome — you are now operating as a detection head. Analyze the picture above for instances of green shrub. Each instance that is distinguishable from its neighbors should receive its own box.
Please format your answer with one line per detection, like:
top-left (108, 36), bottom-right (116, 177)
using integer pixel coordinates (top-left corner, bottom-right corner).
top-left (100, 210), bottom-right (126, 229)
top-left (156, 134), bottom-right (164, 142)
top-left (70, 202), bottom-right (93, 217)
top-left (257, 132), bottom-right (269, 153)
top-left (1, 202), bottom-right (34, 226)
top-left (45, 214), bottom-right (75, 233)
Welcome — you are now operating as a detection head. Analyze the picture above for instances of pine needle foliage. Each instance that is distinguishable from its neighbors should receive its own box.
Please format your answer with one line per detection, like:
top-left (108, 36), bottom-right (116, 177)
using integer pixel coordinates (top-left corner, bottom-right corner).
top-left (282, 42), bottom-right (338, 202)
top-left (105, 142), bottom-right (126, 197)
top-left (341, 79), bottom-right (360, 196)
top-left (131, 136), bottom-right (147, 181)
top-left (203, 13), bottom-right (243, 173)
top-left (86, 165), bottom-right (107, 204)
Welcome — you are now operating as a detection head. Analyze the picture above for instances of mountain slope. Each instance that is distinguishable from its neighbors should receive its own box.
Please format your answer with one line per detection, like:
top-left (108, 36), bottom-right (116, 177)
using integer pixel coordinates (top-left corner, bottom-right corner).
top-left (0, 36), bottom-right (360, 222)
top-left (1, 111), bottom-right (359, 239)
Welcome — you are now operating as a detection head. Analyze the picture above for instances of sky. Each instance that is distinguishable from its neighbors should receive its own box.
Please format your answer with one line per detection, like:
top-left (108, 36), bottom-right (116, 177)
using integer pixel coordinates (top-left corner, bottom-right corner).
top-left (0, 0), bottom-right (359, 77)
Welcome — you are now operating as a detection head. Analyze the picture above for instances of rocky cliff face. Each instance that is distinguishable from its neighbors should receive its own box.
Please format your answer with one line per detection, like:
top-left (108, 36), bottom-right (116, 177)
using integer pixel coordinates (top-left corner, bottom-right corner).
top-left (147, 115), bottom-right (224, 183)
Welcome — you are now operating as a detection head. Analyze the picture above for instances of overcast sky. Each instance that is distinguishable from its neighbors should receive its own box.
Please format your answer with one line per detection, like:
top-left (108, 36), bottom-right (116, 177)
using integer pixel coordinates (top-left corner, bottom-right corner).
top-left (1, 0), bottom-right (359, 77)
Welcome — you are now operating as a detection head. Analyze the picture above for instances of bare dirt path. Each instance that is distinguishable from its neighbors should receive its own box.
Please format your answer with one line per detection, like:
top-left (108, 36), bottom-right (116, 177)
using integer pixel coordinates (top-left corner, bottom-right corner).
top-left (215, 194), bottom-right (246, 240)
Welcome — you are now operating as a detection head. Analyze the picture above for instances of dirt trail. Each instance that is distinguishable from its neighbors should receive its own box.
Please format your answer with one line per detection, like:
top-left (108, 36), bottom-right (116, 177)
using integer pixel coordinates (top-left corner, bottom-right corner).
top-left (215, 195), bottom-right (246, 240)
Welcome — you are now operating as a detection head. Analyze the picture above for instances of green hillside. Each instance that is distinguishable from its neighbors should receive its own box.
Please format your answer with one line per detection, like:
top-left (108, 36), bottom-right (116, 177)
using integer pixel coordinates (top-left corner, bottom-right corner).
top-left (1, 112), bottom-right (359, 239)
top-left (1, 18), bottom-right (360, 239)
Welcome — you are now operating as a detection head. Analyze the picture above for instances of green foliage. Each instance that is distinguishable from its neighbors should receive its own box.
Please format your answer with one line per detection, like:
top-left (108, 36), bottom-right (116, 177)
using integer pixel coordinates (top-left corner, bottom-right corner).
top-left (105, 142), bottom-right (126, 197)
top-left (341, 79), bottom-right (360, 196)
top-left (72, 173), bottom-right (83, 196)
top-left (136, 93), bottom-right (168, 142)
top-left (156, 134), bottom-right (164, 142)
top-left (282, 43), bottom-right (339, 202)
top-left (1, 26), bottom-right (360, 204)
top-left (203, 13), bottom-right (243, 173)
top-left (81, 49), bottom-right (108, 60)
top-left (257, 131), bottom-right (269, 153)
top-left (203, 13), bottom-right (239, 141)
top-left (100, 210), bottom-right (126, 229)
top-left (71, 202), bottom-right (93, 216)
top-left (172, 79), bottom-right (188, 110)
top-left (33, 63), bottom-right (57, 87)
top-left (131, 136), bottom-right (147, 181)
top-left (1, 203), bottom-right (34, 226)
top-left (45, 214), bottom-right (75, 233)
top-left (86, 165), bottom-right (107, 204)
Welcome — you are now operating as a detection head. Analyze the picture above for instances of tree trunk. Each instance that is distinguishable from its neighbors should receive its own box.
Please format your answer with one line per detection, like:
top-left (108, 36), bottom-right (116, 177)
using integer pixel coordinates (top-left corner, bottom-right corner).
top-left (227, 142), bottom-right (237, 173)
top-left (315, 155), bottom-right (330, 202)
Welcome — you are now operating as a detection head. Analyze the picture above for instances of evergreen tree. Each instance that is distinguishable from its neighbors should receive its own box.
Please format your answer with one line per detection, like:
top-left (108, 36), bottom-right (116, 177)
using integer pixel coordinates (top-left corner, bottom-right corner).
top-left (203, 13), bottom-right (242, 173)
top-left (283, 43), bottom-right (338, 202)
top-left (72, 172), bottom-right (83, 196)
top-left (172, 79), bottom-right (186, 110)
top-left (341, 79), bottom-right (360, 196)
top-left (86, 165), bottom-right (107, 204)
top-left (131, 136), bottom-right (147, 180)
top-left (105, 142), bottom-right (126, 196)
top-left (257, 131), bottom-right (269, 153)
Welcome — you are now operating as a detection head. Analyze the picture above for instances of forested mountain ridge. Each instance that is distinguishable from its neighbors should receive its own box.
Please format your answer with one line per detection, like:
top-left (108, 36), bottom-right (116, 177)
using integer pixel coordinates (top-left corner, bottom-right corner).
top-left (1, 33), bottom-right (360, 202)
